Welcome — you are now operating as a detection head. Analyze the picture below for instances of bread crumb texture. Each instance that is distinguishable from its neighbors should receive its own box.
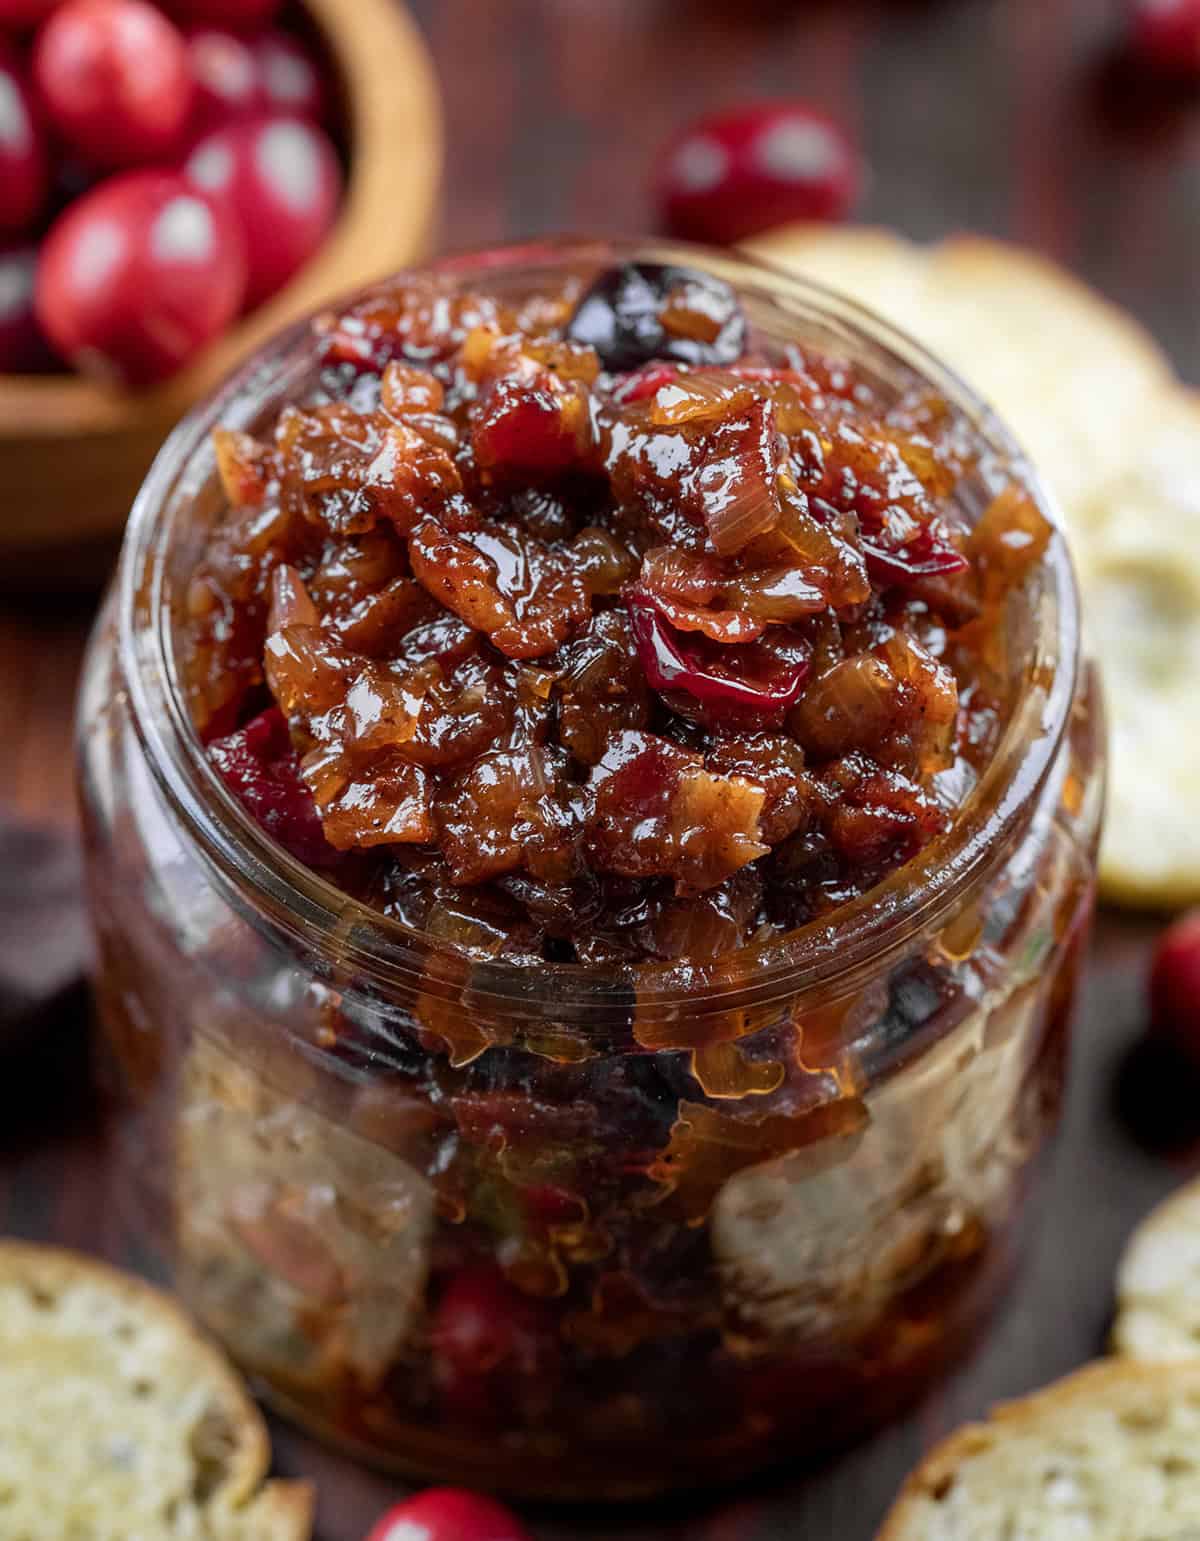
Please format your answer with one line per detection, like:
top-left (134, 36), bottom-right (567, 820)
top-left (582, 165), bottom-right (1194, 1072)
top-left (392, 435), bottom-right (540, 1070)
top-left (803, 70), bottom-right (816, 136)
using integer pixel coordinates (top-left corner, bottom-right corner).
top-left (0, 1241), bottom-right (312, 1540)
top-left (878, 1360), bottom-right (1200, 1540)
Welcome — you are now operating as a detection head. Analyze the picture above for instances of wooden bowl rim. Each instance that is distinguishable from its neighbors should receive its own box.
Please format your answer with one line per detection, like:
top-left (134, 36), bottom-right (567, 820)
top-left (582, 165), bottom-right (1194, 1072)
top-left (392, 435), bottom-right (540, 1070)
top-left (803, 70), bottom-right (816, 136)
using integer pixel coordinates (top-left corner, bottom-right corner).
top-left (0, 0), bottom-right (442, 440)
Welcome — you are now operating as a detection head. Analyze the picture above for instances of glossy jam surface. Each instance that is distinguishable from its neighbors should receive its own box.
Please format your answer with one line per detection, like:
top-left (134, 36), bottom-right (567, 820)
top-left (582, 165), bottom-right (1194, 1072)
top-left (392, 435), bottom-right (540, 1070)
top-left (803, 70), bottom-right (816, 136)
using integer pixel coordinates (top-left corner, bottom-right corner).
top-left (183, 260), bottom-right (1050, 965)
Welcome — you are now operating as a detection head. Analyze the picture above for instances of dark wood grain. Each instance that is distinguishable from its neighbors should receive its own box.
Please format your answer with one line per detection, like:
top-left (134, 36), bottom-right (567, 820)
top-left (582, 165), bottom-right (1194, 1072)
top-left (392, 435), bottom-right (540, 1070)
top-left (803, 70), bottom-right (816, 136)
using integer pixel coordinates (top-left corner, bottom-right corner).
top-left (2, 0), bottom-right (1198, 1536)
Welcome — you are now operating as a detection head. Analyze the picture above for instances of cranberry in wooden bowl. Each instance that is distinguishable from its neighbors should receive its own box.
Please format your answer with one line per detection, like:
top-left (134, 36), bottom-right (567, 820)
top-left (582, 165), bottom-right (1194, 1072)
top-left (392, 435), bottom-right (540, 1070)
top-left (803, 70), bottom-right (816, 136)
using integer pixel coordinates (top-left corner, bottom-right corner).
top-left (0, 0), bottom-right (440, 586)
top-left (76, 238), bottom-right (1104, 1499)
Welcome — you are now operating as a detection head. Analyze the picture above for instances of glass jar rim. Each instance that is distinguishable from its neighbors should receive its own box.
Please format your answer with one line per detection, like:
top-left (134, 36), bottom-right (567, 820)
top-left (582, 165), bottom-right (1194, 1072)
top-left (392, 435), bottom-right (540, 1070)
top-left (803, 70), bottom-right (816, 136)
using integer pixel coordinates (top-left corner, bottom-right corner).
top-left (117, 235), bottom-right (1081, 1019)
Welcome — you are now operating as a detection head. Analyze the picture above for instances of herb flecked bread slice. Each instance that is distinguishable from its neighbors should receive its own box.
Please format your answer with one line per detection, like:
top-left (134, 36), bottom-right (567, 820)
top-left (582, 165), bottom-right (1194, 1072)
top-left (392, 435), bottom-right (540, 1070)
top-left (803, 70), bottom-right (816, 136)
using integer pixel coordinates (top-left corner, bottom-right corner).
top-left (876, 1359), bottom-right (1200, 1540)
top-left (0, 1240), bottom-right (313, 1541)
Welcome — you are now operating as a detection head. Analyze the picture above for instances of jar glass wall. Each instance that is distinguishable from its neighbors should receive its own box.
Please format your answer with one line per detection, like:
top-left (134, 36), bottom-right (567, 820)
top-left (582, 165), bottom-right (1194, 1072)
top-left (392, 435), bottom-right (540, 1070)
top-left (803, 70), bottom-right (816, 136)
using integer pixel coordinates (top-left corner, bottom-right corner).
top-left (77, 240), bottom-right (1104, 1500)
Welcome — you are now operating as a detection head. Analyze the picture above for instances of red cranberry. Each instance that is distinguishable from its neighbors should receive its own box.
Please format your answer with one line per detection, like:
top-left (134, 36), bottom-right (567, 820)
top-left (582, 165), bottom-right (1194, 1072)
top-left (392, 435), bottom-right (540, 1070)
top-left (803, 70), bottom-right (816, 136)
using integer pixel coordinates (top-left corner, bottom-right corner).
top-left (1130, 0), bottom-right (1200, 73)
top-left (208, 707), bottom-right (344, 868)
top-left (185, 25), bottom-right (258, 135)
top-left (0, 41), bottom-right (47, 235)
top-left (0, 0), bottom-right (62, 27)
top-left (184, 113), bottom-right (341, 308)
top-left (626, 590), bottom-right (811, 719)
top-left (161, 0), bottom-right (281, 28)
top-left (35, 169), bottom-right (246, 385)
top-left (431, 1266), bottom-right (555, 1423)
top-left (656, 102), bottom-right (860, 245)
top-left (1151, 910), bottom-right (1200, 1061)
top-left (0, 244), bottom-right (56, 371)
top-left (33, 0), bottom-right (193, 168)
top-left (252, 28), bottom-right (326, 121)
top-left (364, 1491), bottom-right (531, 1541)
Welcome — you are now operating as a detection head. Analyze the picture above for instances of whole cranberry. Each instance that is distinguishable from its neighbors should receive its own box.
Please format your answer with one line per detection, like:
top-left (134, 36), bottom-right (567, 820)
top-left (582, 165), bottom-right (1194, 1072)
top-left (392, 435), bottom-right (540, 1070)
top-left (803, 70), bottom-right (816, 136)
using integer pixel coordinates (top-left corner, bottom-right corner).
top-left (33, 0), bottom-right (194, 168)
top-left (0, 41), bottom-right (48, 234)
top-left (1150, 910), bottom-right (1200, 1061)
top-left (252, 28), bottom-right (326, 121)
top-left (184, 112), bottom-right (341, 308)
top-left (655, 102), bottom-right (860, 245)
top-left (185, 25), bottom-right (258, 135)
top-left (35, 169), bottom-right (246, 385)
top-left (0, 244), bottom-right (57, 371)
top-left (1130, 0), bottom-right (1200, 73)
top-left (430, 1266), bottom-right (555, 1423)
top-left (364, 1491), bottom-right (531, 1541)
top-left (0, 0), bottom-right (62, 28)
top-left (161, 0), bottom-right (282, 29)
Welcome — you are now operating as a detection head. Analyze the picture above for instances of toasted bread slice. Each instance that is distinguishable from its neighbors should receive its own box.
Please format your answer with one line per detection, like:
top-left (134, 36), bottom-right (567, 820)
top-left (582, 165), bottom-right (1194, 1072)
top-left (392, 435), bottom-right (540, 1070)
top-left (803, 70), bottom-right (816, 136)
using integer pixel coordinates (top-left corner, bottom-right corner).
top-left (0, 1240), bottom-right (313, 1541)
top-left (877, 1359), bottom-right (1200, 1539)
top-left (748, 222), bottom-right (1199, 908)
top-left (1115, 1177), bottom-right (1200, 1362)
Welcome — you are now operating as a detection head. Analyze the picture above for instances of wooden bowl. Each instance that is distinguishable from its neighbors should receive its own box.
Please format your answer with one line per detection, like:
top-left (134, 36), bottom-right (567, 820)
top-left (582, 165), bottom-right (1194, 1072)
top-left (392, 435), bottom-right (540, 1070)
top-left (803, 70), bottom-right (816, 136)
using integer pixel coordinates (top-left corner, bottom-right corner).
top-left (0, 0), bottom-right (441, 585)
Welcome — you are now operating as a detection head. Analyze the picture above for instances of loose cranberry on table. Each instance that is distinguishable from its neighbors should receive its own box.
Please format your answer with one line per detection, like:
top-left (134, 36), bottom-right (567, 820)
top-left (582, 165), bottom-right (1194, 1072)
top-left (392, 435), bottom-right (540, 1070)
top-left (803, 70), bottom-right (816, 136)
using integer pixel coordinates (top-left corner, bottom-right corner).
top-left (0, 244), bottom-right (56, 371)
top-left (32, 0), bottom-right (193, 168)
top-left (35, 168), bottom-right (246, 385)
top-left (365, 1490), bottom-right (531, 1541)
top-left (1130, 0), bottom-right (1200, 73)
top-left (184, 112), bottom-right (341, 307)
top-left (1150, 910), bottom-right (1200, 1063)
top-left (0, 40), bottom-right (47, 234)
top-left (185, 24), bottom-right (259, 134)
top-left (252, 27), bottom-right (326, 121)
top-left (655, 102), bottom-right (860, 245)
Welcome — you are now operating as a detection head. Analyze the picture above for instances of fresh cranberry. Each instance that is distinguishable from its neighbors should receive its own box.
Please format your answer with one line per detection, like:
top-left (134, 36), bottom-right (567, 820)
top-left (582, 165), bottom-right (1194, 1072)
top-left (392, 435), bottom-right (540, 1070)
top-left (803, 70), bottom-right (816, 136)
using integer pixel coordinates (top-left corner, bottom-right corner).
top-left (0, 0), bottom-right (62, 27)
top-left (566, 261), bottom-right (746, 370)
top-left (33, 0), bottom-right (193, 168)
top-left (185, 25), bottom-right (258, 135)
top-left (209, 707), bottom-right (344, 868)
top-left (1130, 0), bottom-right (1200, 74)
top-left (0, 244), bottom-right (57, 371)
top-left (161, 0), bottom-right (281, 28)
top-left (251, 28), bottom-right (326, 121)
top-left (626, 590), bottom-right (811, 719)
top-left (184, 113), bottom-right (341, 308)
top-left (0, 41), bottom-right (47, 235)
top-left (35, 169), bottom-right (246, 385)
top-left (655, 102), bottom-right (860, 245)
top-left (1150, 911), bottom-right (1200, 1062)
top-left (364, 1491), bottom-right (531, 1541)
top-left (431, 1266), bottom-right (556, 1423)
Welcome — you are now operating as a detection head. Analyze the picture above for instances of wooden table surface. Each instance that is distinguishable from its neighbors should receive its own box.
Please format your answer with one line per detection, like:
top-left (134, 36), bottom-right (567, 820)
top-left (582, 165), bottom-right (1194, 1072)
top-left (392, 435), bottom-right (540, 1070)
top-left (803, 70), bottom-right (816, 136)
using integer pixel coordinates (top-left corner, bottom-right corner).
top-left (3, 0), bottom-right (1199, 1535)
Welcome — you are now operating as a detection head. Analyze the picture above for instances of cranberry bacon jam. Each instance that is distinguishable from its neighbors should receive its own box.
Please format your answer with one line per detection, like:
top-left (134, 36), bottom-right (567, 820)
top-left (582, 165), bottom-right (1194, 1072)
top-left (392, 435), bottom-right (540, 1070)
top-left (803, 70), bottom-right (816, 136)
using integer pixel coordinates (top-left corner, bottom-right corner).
top-left (185, 260), bottom-right (1050, 963)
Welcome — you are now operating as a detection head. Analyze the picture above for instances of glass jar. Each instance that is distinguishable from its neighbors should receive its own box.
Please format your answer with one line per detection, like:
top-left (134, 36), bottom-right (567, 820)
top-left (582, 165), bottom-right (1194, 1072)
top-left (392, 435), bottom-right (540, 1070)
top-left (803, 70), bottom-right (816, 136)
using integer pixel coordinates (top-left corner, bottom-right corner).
top-left (77, 239), bottom-right (1103, 1501)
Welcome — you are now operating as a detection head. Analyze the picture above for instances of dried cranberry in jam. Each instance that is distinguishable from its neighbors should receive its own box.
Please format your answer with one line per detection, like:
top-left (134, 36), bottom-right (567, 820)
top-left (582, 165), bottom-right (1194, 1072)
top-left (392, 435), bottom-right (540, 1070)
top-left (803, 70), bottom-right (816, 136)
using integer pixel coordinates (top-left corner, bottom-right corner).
top-left (208, 707), bottom-right (343, 869)
top-left (566, 261), bottom-right (746, 370)
top-left (183, 259), bottom-right (1054, 966)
